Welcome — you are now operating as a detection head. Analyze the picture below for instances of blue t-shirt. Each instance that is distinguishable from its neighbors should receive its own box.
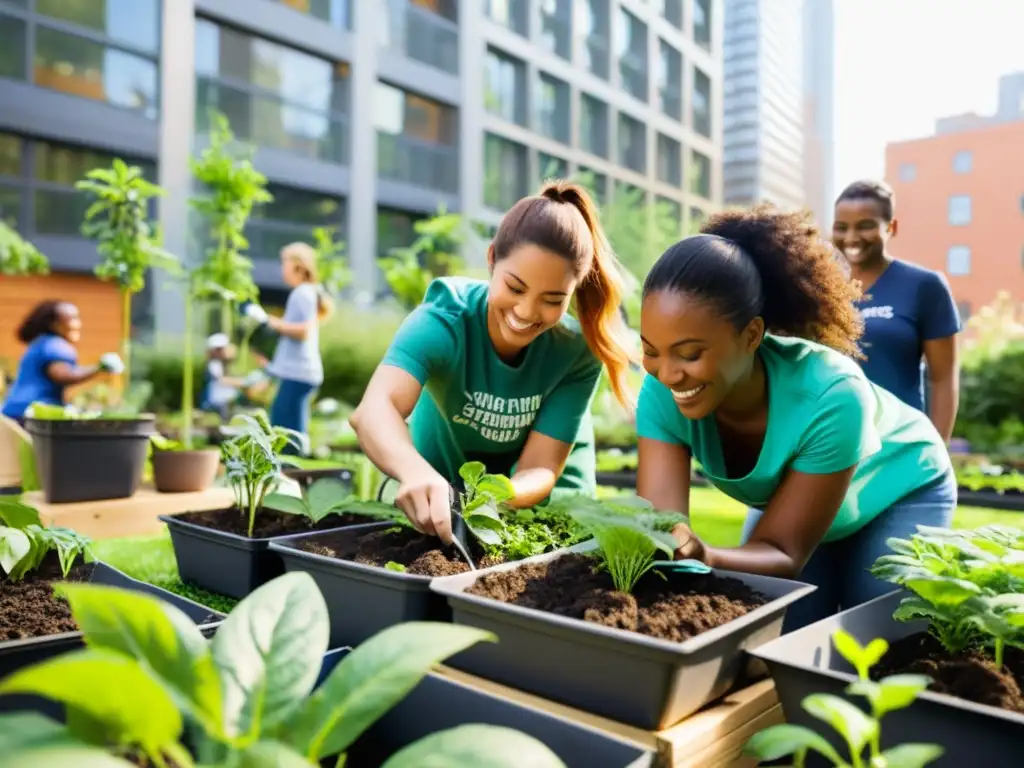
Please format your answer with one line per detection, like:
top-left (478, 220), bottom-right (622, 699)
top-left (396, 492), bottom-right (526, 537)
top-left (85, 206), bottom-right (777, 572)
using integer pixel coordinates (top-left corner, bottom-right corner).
top-left (1, 335), bottom-right (77, 420)
top-left (854, 260), bottom-right (960, 411)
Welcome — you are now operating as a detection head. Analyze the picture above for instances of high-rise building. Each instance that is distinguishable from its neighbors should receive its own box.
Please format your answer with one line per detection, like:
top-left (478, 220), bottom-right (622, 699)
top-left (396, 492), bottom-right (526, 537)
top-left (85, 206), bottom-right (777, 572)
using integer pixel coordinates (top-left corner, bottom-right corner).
top-left (722, 0), bottom-right (805, 211)
top-left (0, 0), bottom-right (723, 341)
top-left (801, 0), bottom-right (835, 229)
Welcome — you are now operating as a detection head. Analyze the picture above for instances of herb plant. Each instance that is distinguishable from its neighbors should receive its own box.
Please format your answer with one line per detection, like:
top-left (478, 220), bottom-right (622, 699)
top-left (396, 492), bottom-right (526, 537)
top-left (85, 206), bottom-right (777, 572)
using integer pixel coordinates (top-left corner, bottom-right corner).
top-left (0, 572), bottom-right (566, 767)
top-left (0, 498), bottom-right (92, 582)
top-left (744, 629), bottom-right (943, 768)
top-left (263, 477), bottom-right (351, 523)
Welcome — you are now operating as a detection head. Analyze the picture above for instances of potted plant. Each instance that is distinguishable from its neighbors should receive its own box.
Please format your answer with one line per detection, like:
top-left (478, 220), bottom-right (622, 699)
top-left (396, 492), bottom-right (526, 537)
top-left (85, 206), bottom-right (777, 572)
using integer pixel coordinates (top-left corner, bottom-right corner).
top-left (751, 524), bottom-right (1024, 765)
top-left (0, 572), bottom-right (633, 767)
top-left (159, 412), bottom-right (369, 598)
top-left (0, 498), bottom-right (222, 687)
top-left (430, 495), bottom-right (817, 730)
top-left (268, 461), bottom-right (591, 647)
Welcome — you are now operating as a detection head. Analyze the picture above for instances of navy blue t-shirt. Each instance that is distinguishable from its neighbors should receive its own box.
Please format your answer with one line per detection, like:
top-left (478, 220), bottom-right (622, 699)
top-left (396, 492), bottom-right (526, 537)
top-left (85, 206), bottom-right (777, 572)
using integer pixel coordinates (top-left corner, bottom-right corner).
top-left (1, 334), bottom-right (77, 420)
top-left (854, 260), bottom-right (960, 411)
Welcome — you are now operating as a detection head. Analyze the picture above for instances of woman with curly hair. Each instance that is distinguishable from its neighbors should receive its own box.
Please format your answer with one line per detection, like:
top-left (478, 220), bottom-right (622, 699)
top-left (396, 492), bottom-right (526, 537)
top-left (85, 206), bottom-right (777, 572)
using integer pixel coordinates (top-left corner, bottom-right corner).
top-left (635, 206), bottom-right (955, 631)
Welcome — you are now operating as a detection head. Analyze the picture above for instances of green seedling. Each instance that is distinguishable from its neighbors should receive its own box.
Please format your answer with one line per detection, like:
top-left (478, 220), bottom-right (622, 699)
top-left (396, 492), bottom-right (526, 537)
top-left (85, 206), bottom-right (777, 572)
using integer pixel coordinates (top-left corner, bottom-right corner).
top-left (0, 498), bottom-right (92, 582)
top-left (263, 478), bottom-right (351, 524)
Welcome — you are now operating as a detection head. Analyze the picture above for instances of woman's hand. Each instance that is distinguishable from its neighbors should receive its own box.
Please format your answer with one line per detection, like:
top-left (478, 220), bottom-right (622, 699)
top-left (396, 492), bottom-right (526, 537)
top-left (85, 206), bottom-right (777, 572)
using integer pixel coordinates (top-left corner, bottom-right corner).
top-left (671, 522), bottom-right (708, 563)
top-left (395, 467), bottom-right (454, 544)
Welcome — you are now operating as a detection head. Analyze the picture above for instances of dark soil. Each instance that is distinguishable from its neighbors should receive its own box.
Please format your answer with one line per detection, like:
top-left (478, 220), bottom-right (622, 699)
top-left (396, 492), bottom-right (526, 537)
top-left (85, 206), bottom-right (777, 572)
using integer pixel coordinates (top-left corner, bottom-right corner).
top-left (175, 506), bottom-right (366, 539)
top-left (466, 553), bottom-right (768, 642)
top-left (872, 632), bottom-right (1024, 714)
top-left (296, 526), bottom-right (504, 577)
top-left (0, 555), bottom-right (93, 641)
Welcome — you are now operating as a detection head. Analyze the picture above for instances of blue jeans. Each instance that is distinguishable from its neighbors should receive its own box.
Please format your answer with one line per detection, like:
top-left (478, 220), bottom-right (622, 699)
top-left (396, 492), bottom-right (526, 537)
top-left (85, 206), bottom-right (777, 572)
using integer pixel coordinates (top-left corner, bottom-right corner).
top-left (740, 470), bottom-right (957, 633)
top-left (269, 378), bottom-right (316, 455)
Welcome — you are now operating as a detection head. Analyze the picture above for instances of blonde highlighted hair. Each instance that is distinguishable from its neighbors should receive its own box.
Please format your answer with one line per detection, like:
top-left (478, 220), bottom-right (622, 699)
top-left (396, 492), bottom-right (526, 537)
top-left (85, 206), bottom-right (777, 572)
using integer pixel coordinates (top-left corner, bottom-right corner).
top-left (280, 242), bottom-right (334, 321)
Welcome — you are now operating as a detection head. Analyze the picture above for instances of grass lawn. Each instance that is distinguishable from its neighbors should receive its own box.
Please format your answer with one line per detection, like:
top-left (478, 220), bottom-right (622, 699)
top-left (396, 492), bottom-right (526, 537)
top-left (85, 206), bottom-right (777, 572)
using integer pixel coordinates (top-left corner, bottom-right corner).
top-left (94, 487), bottom-right (1024, 612)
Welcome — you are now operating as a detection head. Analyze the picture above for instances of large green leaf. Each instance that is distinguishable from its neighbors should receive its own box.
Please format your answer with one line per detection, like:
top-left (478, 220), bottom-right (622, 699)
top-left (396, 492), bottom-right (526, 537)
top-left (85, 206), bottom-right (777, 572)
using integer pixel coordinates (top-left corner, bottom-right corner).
top-left (262, 493), bottom-right (311, 518)
top-left (0, 499), bottom-right (43, 528)
top-left (234, 741), bottom-right (317, 767)
top-left (0, 712), bottom-right (83, 753)
top-left (847, 674), bottom-right (932, 718)
top-left (55, 582), bottom-right (223, 735)
top-left (802, 693), bottom-right (877, 756)
top-left (475, 474), bottom-right (515, 503)
top-left (0, 649), bottom-right (182, 753)
top-left (285, 622), bottom-right (495, 760)
top-left (3, 747), bottom-right (136, 767)
top-left (0, 526), bottom-right (32, 575)
top-left (211, 572), bottom-right (329, 742)
top-left (305, 478), bottom-right (349, 520)
top-left (458, 462), bottom-right (485, 488)
top-left (879, 743), bottom-right (945, 767)
top-left (904, 575), bottom-right (981, 607)
top-left (743, 723), bottom-right (844, 764)
top-left (380, 724), bottom-right (567, 768)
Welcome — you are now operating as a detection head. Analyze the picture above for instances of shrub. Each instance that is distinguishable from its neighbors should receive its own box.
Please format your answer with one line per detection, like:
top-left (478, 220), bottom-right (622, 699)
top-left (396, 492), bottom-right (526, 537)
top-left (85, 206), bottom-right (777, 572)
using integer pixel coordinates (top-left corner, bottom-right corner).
top-left (954, 341), bottom-right (1024, 451)
top-left (318, 301), bottom-right (406, 406)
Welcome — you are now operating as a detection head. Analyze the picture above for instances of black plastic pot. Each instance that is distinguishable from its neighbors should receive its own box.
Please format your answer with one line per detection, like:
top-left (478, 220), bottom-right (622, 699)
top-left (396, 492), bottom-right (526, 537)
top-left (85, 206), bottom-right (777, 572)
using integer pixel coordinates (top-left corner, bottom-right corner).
top-left (319, 649), bottom-right (653, 767)
top-left (25, 416), bottom-right (155, 503)
top-left (430, 545), bottom-right (816, 730)
top-left (269, 523), bottom-right (452, 649)
top-left (0, 561), bottom-right (224, 717)
top-left (750, 589), bottom-right (1024, 767)
top-left (956, 489), bottom-right (1024, 511)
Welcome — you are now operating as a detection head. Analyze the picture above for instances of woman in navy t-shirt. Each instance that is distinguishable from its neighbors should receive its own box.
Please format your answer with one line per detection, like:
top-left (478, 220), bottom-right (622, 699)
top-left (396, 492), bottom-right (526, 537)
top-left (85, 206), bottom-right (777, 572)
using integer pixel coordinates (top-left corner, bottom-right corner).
top-left (832, 180), bottom-right (962, 441)
top-left (1, 301), bottom-right (122, 422)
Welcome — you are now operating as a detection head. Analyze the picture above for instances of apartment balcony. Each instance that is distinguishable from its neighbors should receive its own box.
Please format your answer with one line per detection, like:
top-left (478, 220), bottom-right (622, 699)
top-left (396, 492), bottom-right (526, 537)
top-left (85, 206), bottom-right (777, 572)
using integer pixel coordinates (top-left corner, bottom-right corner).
top-left (377, 132), bottom-right (459, 194)
top-left (382, 0), bottom-right (458, 76)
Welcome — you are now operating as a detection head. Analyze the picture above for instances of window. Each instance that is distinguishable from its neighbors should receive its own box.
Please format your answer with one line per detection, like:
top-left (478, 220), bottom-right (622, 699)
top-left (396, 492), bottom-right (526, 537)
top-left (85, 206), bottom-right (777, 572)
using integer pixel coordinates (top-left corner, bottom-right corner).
top-left (580, 0), bottom-right (610, 81)
top-left (579, 94), bottom-right (609, 158)
top-left (957, 301), bottom-right (971, 323)
top-left (485, 48), bottom-right (527, 126)
top-left (576, 166), bottom-right (607, 203)
top-left (693, 0), bottom-right (711, 50)
top-left (195, 19), bottom-right (349, 162)
top-left (658, 0), bottom-right (683, 28)
top-left (692, 67), bottom-right (711, 137)
top-left (948, 195), bottom-right (971, 226)
top-left (657, 196), bottom-right (682, 233)
top-left (536, 73), bottom-right (570, 144)
top-left (374, 82), bottom-right (458, 192)
top-left (538, 0), bottom-right (571, 60)
top-left (689, 150), bottom-right (711, 198)
top-left (689, 205), bottom-right (707, 231)
top-left (248, 183), bottom-right (345, 260)
top-left (0, 132), bottom-right (22, 228)
top-left (380, 0), bottom-right (458, 75)
top-left (485, 0), bottom-right (528, 36)
top-left (952, 150), bottom-right (972, 174)
top-left (946, 245), bottom-right (971, 276)
top-left (1, 1), bottom-right (160, 116)
top-left (657, 40), bottom-right (683, 121)
top-left (616, 9), bottom-right (648, 102)
top-left (274, 0), bottom-right (351, 28)
top-left (656, 134), bottom-right (682, 186)
top-left (538, 152), bottom-right (568, 182)
top-left (483, 134), bottom-right (528, 210)
top-left (618, 113), bottom-right (646, 174)
top-left (898, 162), bottom-right (916, 182)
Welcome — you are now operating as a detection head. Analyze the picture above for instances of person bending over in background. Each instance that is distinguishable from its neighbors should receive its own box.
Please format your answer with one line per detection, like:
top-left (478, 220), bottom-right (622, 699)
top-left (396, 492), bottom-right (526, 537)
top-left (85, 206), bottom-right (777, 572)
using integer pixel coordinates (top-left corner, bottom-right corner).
top-left (1, 300), bottom-right (122, 424)
top-left (635, 206), bottom-right (955, 632)
top-left (833, 180), bottom-right (961, 441)
top-left (350, 181), bottom-right (636, 543)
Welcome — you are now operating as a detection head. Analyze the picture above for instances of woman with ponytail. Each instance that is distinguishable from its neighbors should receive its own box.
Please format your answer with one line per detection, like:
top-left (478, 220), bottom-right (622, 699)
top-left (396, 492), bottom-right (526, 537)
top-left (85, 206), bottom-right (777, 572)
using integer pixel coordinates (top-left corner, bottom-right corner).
top-left (351, 181), bottom-right (634, 542)
top-left (635, 205), bottom-right (955, 632)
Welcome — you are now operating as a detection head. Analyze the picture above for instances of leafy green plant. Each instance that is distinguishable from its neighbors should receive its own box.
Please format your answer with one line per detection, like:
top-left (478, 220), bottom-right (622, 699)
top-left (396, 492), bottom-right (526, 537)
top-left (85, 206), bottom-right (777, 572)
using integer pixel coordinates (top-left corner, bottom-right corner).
top-left (77, 159), bottom-right (180, 386)
top-left (220, 411), bottom-right (308, 536)
top-left (190, 112), bottom-right (272, 335)
top-left (744, 630), bottom-right (942, 768)
top-left (0, 498), bottom-right (92, 582)
top-left (456, 461), bottom-right (513, 546)
top-left (263, 477), bottom-right (350, 523)
top-left (0, 221), bottom-right (49, 276)
top-left (311, 226), bottom-right (352, 295)
top-left (0, 572), bottom-right (566, 767)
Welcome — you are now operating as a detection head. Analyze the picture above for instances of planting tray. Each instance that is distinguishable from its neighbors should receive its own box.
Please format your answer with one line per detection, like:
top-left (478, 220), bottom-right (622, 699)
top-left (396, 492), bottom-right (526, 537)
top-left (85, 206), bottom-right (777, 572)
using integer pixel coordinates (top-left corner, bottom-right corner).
top-left (0, 561), bottom-right (224, 716)
top-left (320, 649), bottom-right (654, 767)
top-left (268, 523), bottom-right (452, 649)
top-left (956, 489), bottom-right (1024, 511)
top-left (750, 589), bottom-right (1024, 767)
top-left (430, 544), bottom-right (816, 730)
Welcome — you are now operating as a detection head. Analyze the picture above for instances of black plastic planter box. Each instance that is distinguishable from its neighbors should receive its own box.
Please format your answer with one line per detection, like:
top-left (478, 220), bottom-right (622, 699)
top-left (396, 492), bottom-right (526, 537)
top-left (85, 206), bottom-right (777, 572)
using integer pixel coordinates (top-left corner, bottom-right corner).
top-left (430, 544), bottom-right (816, 730)
top-left (0, 561), bottom-right (224, 717)
top-left (26, 416), bottom-right (155, 503)
top-left (750, 589), bottom-right (1024, 767)
top-left (268, 523), bottom-right (452, 649)
top-left (956, 488), bottom-right (1024, 511)
top-left (319, 649), bottom-right (654, 767)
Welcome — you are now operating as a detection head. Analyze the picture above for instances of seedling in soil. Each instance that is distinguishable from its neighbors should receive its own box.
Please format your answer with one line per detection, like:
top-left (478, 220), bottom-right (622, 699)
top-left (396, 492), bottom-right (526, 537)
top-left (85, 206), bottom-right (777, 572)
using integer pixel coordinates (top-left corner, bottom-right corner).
top-left (744, 629), bottom-right (943, 768)
top-left (0, 572), bottom-right (565, 767)
top-left (0, 498), bottom-right (92, 581)
top-left (263, 477), bottom-right (352, 524)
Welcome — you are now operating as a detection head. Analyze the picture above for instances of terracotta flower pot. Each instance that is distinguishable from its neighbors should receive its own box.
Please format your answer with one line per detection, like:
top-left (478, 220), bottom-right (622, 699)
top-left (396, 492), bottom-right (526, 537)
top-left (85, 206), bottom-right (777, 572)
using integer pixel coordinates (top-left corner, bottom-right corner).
top-left (152, 448), bottom-right (220, 493)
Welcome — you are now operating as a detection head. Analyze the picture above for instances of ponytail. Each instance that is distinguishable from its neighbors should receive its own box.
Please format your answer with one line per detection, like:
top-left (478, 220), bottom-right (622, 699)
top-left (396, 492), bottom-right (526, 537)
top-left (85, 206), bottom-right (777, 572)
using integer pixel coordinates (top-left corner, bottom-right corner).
top-left (281, 241), bottom-right (334, 322)
top-left (315, 284), bottom-right (334, 321)
top-left (644, 204), bottom-right (864, 357)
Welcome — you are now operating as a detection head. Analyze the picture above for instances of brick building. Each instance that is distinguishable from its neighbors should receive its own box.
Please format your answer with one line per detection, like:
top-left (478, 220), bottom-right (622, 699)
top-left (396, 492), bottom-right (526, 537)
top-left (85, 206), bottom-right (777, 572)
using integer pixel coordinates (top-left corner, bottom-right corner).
top-left (885, 116), bottom-right (1024, 322)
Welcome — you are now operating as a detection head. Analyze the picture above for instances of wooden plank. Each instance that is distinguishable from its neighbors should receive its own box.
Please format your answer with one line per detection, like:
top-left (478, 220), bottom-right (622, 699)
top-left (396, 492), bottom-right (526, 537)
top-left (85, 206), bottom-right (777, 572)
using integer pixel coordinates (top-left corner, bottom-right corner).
top-left (433, 664), bottom-right (778, 767)
top-left (22, 485), bottom-right (233, 539)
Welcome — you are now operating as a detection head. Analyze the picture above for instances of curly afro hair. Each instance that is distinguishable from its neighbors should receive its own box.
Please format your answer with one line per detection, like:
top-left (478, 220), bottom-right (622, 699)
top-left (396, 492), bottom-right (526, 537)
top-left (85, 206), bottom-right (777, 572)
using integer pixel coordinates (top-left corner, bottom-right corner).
top-left (643, 204), bottom-right (864, 357)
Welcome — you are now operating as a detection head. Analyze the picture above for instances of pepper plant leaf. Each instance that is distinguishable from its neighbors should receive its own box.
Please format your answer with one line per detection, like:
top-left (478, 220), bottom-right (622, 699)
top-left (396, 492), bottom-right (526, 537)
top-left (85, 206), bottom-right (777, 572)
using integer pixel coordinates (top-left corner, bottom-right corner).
top-left (878, 743), bottom-right (945, 768)
top-left (743, 723), bottom-right (844, 764)
top-left (802, 693), bottom-right (878, 758)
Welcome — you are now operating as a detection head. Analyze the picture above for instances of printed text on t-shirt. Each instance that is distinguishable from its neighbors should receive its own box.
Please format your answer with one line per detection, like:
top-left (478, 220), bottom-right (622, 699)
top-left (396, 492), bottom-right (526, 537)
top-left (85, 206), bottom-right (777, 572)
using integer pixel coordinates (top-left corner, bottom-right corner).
top-left (452, 390), bottom-right (541, 443)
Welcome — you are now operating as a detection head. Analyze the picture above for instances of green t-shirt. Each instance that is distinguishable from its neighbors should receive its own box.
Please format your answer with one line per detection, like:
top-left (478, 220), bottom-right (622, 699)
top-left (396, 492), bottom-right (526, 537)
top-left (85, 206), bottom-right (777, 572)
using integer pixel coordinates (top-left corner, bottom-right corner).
top-left (635, 334), bottom-right (951, 542)
top-left (381, 277), bottom-right (603, 495)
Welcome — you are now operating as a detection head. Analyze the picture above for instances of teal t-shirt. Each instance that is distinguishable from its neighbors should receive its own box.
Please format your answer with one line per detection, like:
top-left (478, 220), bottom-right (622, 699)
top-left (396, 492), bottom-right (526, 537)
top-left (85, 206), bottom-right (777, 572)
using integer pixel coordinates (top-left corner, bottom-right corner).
top-left (636, 335), bottom-right (951, 542)
top-left (381, 277), bottom-right (603, 494)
